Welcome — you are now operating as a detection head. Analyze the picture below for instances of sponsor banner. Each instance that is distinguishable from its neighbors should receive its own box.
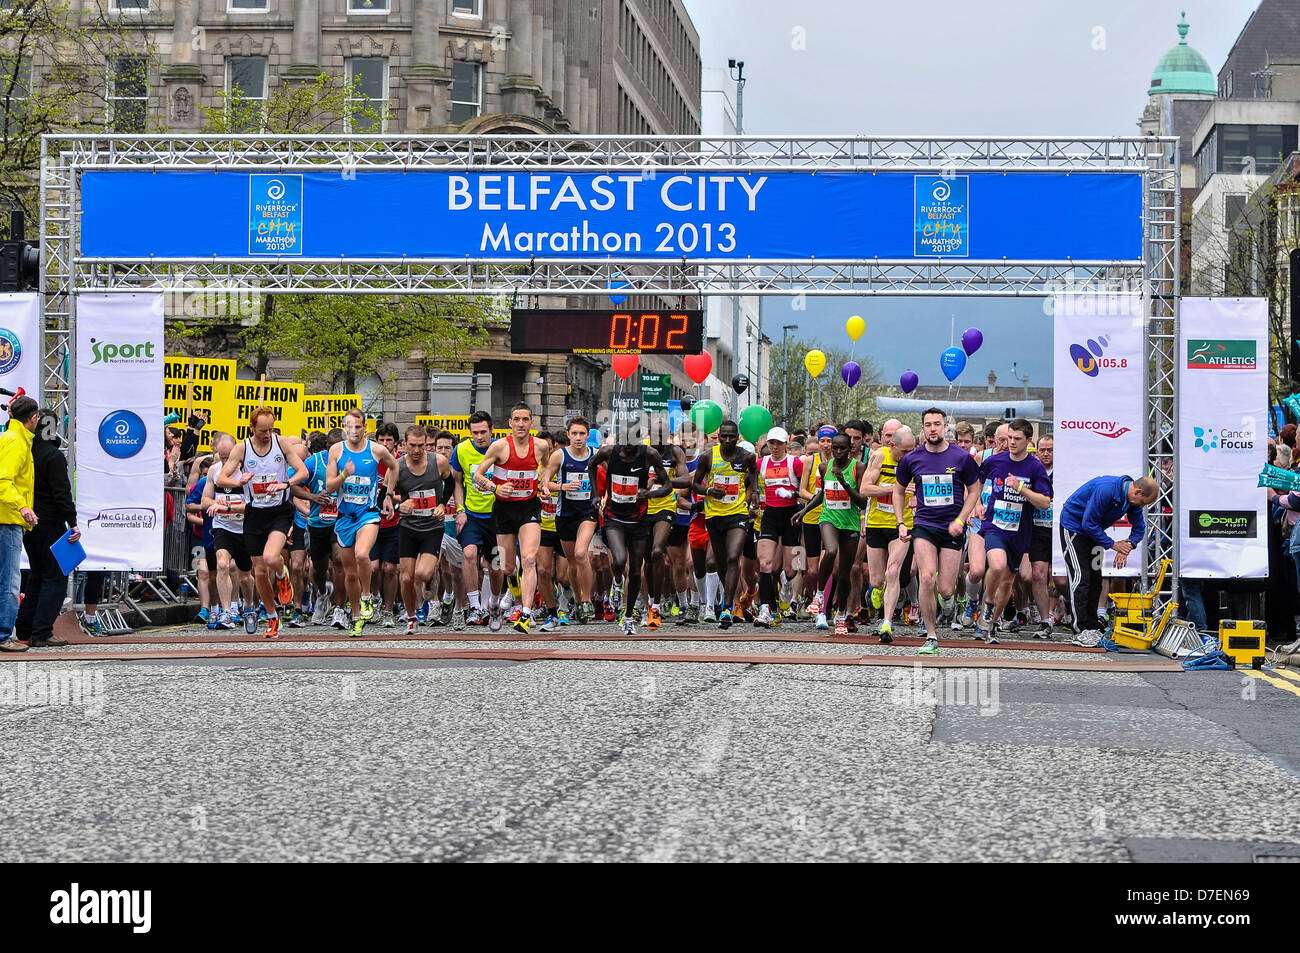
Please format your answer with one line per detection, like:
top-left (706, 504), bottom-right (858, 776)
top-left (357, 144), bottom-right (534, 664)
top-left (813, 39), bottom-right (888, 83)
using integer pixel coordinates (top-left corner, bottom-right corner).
top-left (1179, 297), bottom-right (1267, 578)
top-left (640, 372), bottom-right (671, 412)
top-left (76, 293), bottom-right (165, 571)
top-left (0, 294), bottom-right (42, 426)
top-left (82, 170), bottom-right (1143, 262)
top-left (1052, 295), bottom-right (1144, 577)
top-left (163, 356), bottom-right (237, 452)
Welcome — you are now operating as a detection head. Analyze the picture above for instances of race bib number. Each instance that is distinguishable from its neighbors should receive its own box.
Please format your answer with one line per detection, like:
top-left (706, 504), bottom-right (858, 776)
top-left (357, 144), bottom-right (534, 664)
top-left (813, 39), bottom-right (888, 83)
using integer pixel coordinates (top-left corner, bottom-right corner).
top-left (992, 500), bottom-right (1022, 532)
top-left (496, 467), bottom-right (537, 500)
top-left (250, 480), bottom-right (279, 505)
top-left (565, 475), bottom-right (592, 501)
top-left (318, 501), bottom-right (339, 523)
top-left (874, 495), bottom-right (894, 514)
top-left (610, 474), bottom-right (640, 504)
top-left (541, 495), bottom-right (558, 520)
top-left (1033, 506), bottom-right (1052, 528)
top-left (714, 474), bottom-right (740, 505)
top-left (216, 492), bottom-right (244, 529)
top-left (921, 474), bottom-right (955, 507)
top-left (824, 481), bottom-right (850, 510)
top-left (408, 489), bottom-right (439, 511)
top-left (342, 475), bottom-right (372, 507)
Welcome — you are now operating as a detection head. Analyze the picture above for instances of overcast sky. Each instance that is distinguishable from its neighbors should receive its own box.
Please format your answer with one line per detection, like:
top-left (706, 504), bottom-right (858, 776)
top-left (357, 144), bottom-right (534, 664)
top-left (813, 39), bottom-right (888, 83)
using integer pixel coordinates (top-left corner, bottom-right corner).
top-left (681, 0), bottom-right (1261, 388)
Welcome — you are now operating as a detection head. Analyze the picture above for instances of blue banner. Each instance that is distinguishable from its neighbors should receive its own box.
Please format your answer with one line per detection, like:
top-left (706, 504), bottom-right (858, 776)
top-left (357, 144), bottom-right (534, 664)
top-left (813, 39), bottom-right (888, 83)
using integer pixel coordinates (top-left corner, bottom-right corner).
top-left (81, 169), bottom-right (1143, 261)
top-left (668, 399), bottom-right (683, 434)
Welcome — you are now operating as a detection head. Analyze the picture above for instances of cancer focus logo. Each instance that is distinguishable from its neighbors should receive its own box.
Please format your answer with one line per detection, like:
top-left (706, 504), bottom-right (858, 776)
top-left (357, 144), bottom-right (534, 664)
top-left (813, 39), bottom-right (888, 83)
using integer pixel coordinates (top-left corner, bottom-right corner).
top-left (0, 328), bottom-right (22, 375)
top-left (98, 410), bottom-right (146, 459)
top-left (1193, 427), bottom-right (1218, 452)
top-left (1069, 335), bottom-right (1110, 377)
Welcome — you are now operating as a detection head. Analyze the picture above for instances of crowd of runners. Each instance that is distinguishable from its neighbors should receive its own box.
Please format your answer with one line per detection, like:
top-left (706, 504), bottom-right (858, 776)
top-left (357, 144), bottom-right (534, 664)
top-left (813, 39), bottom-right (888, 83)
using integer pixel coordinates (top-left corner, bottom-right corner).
top-left (177, 401), bottom-right (1114, 656)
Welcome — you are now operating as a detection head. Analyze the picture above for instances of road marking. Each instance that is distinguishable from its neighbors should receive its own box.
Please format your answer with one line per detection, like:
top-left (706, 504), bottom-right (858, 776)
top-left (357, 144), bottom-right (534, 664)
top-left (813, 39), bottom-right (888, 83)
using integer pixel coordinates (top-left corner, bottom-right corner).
top-left (1267, 667), bottom-right (1300, 686)
top-left (1243, 669), bottom-right (1300, 700)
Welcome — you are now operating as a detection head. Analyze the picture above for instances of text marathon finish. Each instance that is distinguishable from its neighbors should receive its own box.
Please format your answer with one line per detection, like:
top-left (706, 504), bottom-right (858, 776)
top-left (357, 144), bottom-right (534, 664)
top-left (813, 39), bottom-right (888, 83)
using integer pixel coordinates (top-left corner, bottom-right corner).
top-left (80, 170), bottom-right (1143, 261)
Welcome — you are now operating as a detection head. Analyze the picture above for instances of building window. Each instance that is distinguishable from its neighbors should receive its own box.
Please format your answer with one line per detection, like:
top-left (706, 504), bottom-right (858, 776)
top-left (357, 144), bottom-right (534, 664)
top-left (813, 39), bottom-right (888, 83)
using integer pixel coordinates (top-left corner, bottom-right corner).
top-left (110, 0), bottom-right (149, 9)
top-left (110, 56), bottom-right (148, 132)
top-left (0, 56), bottom-right (32, 124)
top-left (1225, 70), bottom-right (1233, 98)
top-left (1224, 192), bottom-right (1248, 225)
top-left (347, 0), bottom-right (389, 12)
top-left (225, 56), bottom-right (267, 130)
top-left (228, 0), bottom-right (269, 10)
top-left (452, 0), bottom-right (481, 17)
top-left (346, 58), bottom-right (387, 132)
top-left (450, 61), bottom-right (480, 124)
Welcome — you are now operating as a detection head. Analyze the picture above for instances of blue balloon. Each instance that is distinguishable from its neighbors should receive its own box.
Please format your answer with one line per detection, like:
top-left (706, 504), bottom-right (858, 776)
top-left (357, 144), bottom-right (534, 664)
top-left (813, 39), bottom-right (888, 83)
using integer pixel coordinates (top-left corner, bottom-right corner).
top-left (940, 346), bottom-right (966, 382)
top-left (607, 273), bottom-right (629, 305)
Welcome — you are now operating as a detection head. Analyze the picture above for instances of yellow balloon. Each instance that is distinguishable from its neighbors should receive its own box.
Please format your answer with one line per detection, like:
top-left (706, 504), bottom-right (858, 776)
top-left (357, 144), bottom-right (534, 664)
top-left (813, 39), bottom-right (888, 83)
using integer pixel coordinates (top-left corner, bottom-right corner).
top-left (845, 315), bottom-right (865, 342)
top-left (804, 348), bottom-right (827, 378)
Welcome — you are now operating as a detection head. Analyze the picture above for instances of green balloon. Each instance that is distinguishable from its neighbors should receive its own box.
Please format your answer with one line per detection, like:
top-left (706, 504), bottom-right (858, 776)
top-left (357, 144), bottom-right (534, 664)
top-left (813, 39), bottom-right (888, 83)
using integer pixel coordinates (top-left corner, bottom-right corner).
top-left (690, 399), bottom-right (723, 434)
top-left (738, 404), bottom-right (774, 443)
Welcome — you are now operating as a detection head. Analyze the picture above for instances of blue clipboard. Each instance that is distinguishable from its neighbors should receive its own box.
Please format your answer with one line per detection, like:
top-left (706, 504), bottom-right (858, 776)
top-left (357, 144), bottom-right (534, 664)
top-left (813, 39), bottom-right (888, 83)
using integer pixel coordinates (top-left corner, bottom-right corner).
top-left (50, 528), bottom-right (86, 576)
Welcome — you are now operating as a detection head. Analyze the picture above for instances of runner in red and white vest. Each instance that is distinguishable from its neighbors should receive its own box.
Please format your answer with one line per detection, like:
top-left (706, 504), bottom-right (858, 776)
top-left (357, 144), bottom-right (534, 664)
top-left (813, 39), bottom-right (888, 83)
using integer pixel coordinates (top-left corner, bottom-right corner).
top-left (473, 402), bottom-right (552, 634)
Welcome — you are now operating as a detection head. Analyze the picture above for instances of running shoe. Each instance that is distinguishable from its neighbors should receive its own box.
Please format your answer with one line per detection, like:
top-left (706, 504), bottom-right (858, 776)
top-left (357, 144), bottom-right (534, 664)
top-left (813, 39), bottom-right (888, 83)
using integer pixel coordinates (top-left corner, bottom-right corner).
top-left (806, 594), bottom-right (822, 616)
top-left (465, 607), bottom-right (485, 627)
top-left (556, 609), bottom-right (571, 626)
top-left (670, 602), bottom-right (681, 618)
top-left (406, 617), bottom-right (418, 634)
top-left (416, 602), bottom-right (428, 624)
top-left (452, 608), bottom-right (466, 631)
top-left (263, 617), bottom-right (281, 639)
top-left (206, 615), bottom-right (219, 631)
top-left (538, 612), bottom-right (559, 633)
top-left (310, 599), bottom-right (330, 626)
top-left (877, 619), bottom-right (894, 644)
top-left (1028, 604), bottom-right (1042, 625)
top-left (216, 611), bottom-right (236, 631)
top-left (870, 587), bottom-right (884, 610)
top-left (331, 607), bottom-right (349, 629)
top-left (274, 571), bottom-right (293, 607)
top-left (440, 600), bottom-right (454, 626)
top-left (646, 606), bottom-right (662, 630)
top-left (1070, 629), bottom-right (1103, 648)
top-left (489, 605), bottom-right (503, 632)
top-left (621, 613), bottom-right (637, 635)
top-left (997, 616), bottom-right (1020, 635)
top-left (814, 611), bottom-right (828, 631)
top-left (717, 608), bottom-right (733, 630)
top-left (197, 606), bottom-right (210, 624)
top-left (287, 610), bottom-right (307, 628)
top-left (351, 616), bottom-right (365, 638)
top-left (78, 613), bottom-right (106, 637)
top-left (684, 603), bottom-right (699, 624)
top-left (602, 600), bottom-right (616, 623)
top-left (700, 606), bottom-right (717, 624)
top-left (979, 602), bottom-right (994, 632)
top-left (359, 596), bottom-right (375, 622)
top-left (917, 635), bottom-right (939, 655)
top-left (755, 604), bottom-right (773, 628)
top-left (243, 608), bottom-right (259, 635)
top-left (845, 614), bottom-right (858, 633)
top-left (511, 607), bottom-right (531, 634)
top-left (1031, 621), bottom-right (1054, 640)
top-left (833, 612), bottom-right (848, 637)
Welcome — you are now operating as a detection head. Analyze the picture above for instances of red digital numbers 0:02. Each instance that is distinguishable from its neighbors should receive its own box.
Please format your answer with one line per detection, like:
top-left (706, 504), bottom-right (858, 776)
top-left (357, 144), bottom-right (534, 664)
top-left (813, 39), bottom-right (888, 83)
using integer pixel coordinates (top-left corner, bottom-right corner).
top-left (609, 313), bottom-right (689, 351)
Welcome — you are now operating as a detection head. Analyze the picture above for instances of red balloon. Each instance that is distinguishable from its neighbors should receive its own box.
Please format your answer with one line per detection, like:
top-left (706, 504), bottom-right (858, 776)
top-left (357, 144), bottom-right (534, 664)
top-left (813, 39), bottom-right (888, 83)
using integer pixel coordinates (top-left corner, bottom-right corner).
top-left (683, 351), bottom-right (713, 385)
top-left (611, 353), bottom-right (639, 379)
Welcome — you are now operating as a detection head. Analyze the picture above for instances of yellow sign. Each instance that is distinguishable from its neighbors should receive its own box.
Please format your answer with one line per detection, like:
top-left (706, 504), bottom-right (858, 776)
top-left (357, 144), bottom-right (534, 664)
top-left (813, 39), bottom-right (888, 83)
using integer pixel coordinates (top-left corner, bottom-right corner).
top-left (163, 357), bottom-right (237, 452)
top-left (415, 414), bottom-right (523, 441)
top-left (302, 394), bottom-right (362, 433)
top-left (232, 380), bottom-right (306, 440)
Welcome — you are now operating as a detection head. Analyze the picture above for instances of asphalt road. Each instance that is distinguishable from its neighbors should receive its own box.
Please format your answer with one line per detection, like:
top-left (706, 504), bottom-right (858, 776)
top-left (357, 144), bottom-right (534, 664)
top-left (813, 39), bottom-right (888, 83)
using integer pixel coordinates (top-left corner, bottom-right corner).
top-left (3, 617), bottom-right (1298, 862)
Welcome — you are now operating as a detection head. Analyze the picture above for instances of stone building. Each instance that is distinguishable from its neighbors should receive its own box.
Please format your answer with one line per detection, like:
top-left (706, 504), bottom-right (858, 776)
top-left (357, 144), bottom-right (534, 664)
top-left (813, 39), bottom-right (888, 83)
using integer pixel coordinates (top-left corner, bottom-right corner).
top-left (55, 0), bottom-right (704, 430)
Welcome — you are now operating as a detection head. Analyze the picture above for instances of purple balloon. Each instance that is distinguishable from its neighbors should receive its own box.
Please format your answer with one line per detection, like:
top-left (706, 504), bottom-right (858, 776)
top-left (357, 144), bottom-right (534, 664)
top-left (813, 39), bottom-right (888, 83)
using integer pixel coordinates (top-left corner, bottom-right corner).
top-left (961, 327), bottom-right (983, 357)
top-left (900, 370), bottom-right (919, 394)
top-left (841, 361), bottom-right (861, 388)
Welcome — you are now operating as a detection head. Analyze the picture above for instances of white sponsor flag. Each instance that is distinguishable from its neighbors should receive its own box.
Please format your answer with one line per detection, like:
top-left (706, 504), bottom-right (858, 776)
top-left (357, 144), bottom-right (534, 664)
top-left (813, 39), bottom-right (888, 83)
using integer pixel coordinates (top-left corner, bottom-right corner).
top-left (1178, 297), bottom-right (1267, 578)
top-left (1052, 295), bottom-right (1145, 577)
top-left (0, 293), bottom-right (43, 425)
top-left (76, 293), bottom-right (164, 570)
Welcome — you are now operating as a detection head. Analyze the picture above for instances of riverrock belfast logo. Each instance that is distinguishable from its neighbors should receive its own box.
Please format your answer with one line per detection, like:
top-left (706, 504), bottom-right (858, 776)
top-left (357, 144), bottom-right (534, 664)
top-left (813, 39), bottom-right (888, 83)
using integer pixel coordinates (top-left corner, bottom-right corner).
top-left (97, 410), bottom-right (147, 459)
top-left (1187, 339), bottom-right (1257, 370)
top-left (0, 328), bottom-right (22, 375)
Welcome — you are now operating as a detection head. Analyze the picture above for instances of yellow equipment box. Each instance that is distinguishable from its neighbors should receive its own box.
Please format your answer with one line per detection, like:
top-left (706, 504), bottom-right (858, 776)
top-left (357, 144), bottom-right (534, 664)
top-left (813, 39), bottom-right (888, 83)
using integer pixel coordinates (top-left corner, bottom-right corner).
top-left (1218, 620), bottom-right (1265, 669)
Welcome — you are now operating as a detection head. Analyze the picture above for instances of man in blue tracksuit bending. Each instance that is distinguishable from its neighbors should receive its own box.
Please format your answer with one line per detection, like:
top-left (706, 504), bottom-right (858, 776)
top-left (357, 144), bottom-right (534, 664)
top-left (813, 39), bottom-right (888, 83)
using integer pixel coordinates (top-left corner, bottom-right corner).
top-left (1059, 475), bottom-right (1158, 636)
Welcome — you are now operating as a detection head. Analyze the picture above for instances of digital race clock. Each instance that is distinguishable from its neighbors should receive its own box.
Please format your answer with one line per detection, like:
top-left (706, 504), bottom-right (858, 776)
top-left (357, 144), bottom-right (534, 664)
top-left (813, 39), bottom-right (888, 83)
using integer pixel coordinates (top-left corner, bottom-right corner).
top-left (509, 309), bottom-right (705, 355)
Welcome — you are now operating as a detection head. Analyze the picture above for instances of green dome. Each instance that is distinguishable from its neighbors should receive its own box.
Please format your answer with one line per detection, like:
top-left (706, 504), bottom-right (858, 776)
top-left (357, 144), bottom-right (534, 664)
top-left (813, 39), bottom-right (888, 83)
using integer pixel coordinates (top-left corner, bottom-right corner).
top-left (1149, 13), bottom-right (1216, 96)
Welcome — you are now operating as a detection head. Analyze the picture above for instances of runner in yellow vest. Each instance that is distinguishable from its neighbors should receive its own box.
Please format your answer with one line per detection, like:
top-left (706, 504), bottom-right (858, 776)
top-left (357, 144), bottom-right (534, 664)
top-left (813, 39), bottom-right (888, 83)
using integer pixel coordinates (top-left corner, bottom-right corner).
top-left (860, 424), bottom-right (917, 642)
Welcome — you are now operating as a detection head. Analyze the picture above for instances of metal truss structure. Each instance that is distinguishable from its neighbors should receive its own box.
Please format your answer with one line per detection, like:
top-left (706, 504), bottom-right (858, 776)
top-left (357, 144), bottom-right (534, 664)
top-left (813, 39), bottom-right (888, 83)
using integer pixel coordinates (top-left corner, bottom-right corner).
top-left (39, 133), bottom-right (1179, 594)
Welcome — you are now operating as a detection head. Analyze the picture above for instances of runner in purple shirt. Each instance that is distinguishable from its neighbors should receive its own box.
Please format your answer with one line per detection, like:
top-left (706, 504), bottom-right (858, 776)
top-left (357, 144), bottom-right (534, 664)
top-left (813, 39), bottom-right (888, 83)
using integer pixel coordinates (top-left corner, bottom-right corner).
top-left (976, 417), bottom-right (1053, 642)
top-left (893, 408), bottom-right (981, 654)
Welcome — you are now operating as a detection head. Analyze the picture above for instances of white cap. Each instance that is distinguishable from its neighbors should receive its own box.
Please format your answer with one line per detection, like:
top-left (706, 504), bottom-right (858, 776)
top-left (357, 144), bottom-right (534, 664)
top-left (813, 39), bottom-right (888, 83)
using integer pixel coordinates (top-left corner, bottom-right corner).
top-left (767, 427), bottom-right (789, 443)
top-left (739, 440), bottom-right (756, 453)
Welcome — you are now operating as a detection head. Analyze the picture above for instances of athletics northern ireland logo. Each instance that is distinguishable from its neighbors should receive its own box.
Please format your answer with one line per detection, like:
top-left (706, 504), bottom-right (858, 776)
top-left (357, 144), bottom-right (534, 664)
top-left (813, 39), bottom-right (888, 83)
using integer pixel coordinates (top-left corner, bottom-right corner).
top-left (1187, 340), bottom-right (1256, 370)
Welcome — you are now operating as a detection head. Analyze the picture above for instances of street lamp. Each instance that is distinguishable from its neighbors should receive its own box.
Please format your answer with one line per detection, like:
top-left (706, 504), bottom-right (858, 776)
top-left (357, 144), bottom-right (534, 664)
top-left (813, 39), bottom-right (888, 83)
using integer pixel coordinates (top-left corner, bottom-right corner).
top-left (781, 322), bottom-right (797, 425)
top-left (1010, 361), bottom-right (1030, 400)
top-left (728, 58), bottom-right (745, 419)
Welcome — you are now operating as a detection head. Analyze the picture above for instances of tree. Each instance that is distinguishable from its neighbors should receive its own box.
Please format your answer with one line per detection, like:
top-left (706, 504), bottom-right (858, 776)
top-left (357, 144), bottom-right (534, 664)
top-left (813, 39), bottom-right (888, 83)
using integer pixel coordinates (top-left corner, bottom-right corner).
top-left (767, 335), bottom-right (903, 430)
top-left (0, 0), bottom-right (158, 233)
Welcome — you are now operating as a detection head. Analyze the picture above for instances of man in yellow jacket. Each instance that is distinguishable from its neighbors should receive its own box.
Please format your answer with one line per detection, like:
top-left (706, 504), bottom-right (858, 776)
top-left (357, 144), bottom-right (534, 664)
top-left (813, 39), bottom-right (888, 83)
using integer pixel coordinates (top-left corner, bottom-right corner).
top-left (0, 395), bottom-right (40, 652)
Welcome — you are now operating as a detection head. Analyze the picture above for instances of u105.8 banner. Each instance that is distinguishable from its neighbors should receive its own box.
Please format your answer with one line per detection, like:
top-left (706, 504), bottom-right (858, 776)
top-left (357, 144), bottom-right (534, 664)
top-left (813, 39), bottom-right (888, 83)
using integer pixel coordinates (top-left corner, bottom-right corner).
top-left (1052, 295), bottom-right (1144, 578)
top-left (76, 293), bottom-right (165, 571)
top-left (80, 169), bottom-right (1143, 262)
top-left (1178, 297), bottom-right (1267, 579)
